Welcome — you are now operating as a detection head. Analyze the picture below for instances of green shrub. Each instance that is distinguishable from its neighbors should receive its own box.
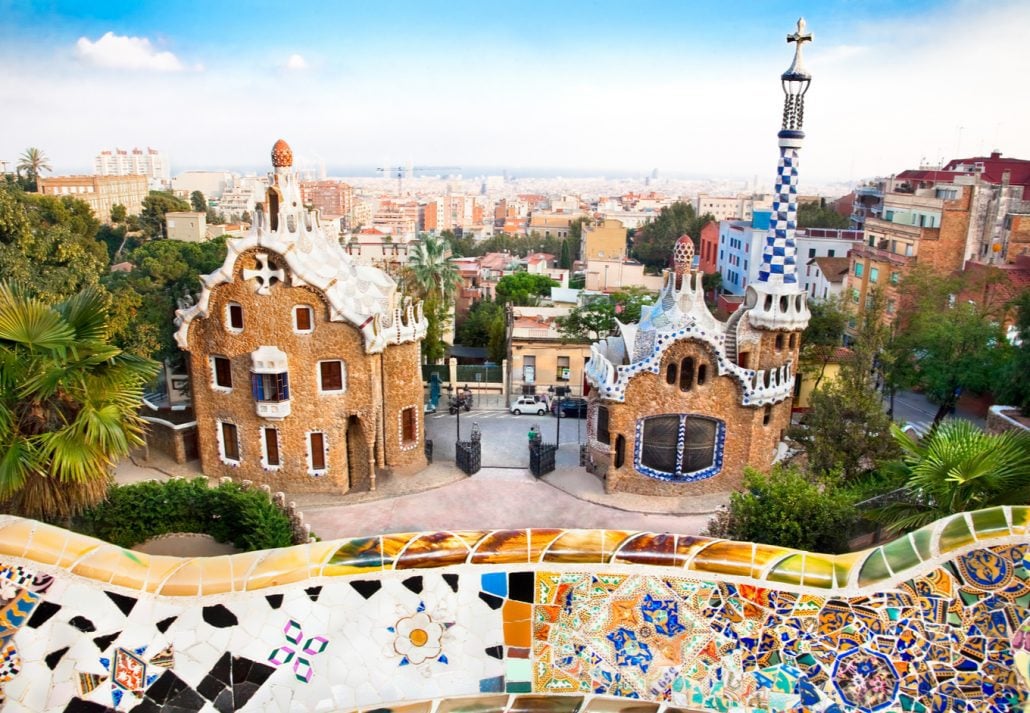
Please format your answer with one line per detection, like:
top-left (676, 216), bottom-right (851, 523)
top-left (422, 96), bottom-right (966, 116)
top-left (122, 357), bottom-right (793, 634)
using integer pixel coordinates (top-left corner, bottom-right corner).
top-left (75, 478), bottom-right (295, 552)
top-left (704, 465), bottom-right (856, 554)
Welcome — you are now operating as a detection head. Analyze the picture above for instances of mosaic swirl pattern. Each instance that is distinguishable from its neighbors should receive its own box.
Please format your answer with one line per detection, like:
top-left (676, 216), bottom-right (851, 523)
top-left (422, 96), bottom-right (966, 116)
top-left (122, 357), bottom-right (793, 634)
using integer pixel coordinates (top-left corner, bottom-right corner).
top-left (0, 507), bottom-right (1024, 711)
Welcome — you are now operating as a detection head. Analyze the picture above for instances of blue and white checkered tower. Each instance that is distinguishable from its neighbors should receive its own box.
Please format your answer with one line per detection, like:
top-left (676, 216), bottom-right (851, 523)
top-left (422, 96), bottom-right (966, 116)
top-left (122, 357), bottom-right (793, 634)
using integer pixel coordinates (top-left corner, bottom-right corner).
top-left (745, 18), bottom-right (813, 331)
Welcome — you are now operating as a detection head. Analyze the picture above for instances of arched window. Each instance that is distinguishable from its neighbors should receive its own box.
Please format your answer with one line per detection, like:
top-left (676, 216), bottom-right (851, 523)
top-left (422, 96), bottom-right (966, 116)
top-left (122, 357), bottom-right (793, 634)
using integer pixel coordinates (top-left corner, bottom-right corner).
top-left (775, 334), bottom-right (784, 350)
top-left (666, 362), bottom-right (677, 385)
top-left (679, 357), bottom-right (694, 391)
top-left (614, 434), bottom-right (625, 469)
top-left (595, 406), bottom-right (610, 446)
top-left (635, 414), bottom-right (723, 481)
top-left (780, 296), bottom-right (789, 311)
top-left (696, 363), bottom-right (707, 386)
top-left (763, 404), bottom-right (772, 426)
top-left (788, 334), bottom-right (796, 349)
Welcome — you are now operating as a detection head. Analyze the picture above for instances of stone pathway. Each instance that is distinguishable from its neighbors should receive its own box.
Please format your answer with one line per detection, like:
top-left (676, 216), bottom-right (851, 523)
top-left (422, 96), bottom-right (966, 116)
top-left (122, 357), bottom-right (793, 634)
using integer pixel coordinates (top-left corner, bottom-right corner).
top-left (116, 454), bottom-right (724, 543)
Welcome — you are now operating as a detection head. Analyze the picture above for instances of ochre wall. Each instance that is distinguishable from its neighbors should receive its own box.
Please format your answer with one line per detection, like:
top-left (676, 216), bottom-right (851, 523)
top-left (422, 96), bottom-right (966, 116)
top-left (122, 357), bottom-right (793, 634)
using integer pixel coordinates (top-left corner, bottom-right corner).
top-left (601, 339), bottom-right (791, 496)
top-left (186, 248), bottom-right (425, 493)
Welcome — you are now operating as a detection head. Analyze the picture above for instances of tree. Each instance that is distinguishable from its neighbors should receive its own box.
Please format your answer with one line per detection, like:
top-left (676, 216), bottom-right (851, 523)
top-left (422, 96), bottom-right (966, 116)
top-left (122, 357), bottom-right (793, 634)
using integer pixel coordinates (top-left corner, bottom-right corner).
top-left (16, 147), bottom-right (51, 188)
top-left (799, 295), bottom-right (848, 391)
top-left (788, 288), bottom-right (899, 480)
top-left (701, 271), bottom-right (722, 297)
top-left (557, 299), bottom-right (617, 342)
top-left (890, 266), bottom-right (1012, 426)
top-left (556, 288), bottom-right (655, 342)
top-left (0, 283), bottom-right (159, 521)
top-left (495, 272), bottom-right (557, 306)
top-left (109, 204), bottom-right (127, 224)
top-left (487, 313), bottom-right (507, 364)
top-left (567, 217), bottom-right (589, 261)
top-left (631, 202), bottom-right (714, 271)
top-left (138, 191), bottom-right (190, 239)
top-left (704, 465), bottom-right (856, 554)
top-left (190, 191), bottom-right (207, 213)
top-left (559, 239), bottom-right (572, 270)
top-left (997, 289), bottom-right (1030, 415)
top-left (455, 299), bottom-right (503, 348)
top-left (0, 183), bottom-right (108, 304)
top-left (871, 422), bottom-right (1030, 534)
top-left (796, 199), bottom-right (849, 229)
top-left (402, 234), bottom-right (461, 362)
top-left (102, 237), bottom-right (228, 361)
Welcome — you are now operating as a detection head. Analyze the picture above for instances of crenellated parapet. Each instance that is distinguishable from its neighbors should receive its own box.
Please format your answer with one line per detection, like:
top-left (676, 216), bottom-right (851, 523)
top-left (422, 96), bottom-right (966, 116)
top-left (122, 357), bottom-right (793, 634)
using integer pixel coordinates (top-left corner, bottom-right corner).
top-left (0, 507), bottom-right (1025, 711)
top-left (584, 267), bottom-right (796, 407)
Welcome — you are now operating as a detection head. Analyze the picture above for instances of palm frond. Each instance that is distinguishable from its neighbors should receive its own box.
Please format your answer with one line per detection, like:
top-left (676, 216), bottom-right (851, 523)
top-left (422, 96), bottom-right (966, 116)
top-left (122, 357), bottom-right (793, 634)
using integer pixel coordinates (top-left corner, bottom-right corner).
top-left (0, 284), bottom-right (74, 352)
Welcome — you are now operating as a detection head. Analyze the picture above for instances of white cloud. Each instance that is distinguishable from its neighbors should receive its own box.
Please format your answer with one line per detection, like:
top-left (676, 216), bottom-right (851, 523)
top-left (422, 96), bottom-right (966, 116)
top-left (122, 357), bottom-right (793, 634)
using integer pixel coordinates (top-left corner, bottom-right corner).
top-left (285, 53), bottom-right (308, 70)
top-left (75, 32), bottom-right (185, 71)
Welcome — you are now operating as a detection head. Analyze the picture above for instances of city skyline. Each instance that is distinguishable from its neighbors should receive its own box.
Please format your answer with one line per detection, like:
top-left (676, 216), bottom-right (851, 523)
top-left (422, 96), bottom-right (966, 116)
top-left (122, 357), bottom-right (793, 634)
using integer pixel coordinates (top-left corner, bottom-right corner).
top-left (2, 1), bottom-right (1029, 183)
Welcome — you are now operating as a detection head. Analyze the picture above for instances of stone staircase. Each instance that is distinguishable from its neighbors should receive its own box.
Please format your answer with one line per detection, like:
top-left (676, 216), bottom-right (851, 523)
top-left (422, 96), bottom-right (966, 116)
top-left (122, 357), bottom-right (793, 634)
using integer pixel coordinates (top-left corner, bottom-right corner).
top-left (723, 308), bottom-right (744, 365)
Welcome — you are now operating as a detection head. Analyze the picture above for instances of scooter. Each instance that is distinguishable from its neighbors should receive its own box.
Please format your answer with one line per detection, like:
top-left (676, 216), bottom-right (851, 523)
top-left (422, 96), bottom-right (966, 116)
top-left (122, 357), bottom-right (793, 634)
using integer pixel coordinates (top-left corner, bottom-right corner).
top-left (448, 390), bottom-right (473, 415)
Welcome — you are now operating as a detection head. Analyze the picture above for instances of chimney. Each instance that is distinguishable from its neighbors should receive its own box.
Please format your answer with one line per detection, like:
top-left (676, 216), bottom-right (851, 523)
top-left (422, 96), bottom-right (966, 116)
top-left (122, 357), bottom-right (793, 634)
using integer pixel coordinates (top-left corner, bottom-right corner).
top-left (990, 150), bottom-right (1002, 160)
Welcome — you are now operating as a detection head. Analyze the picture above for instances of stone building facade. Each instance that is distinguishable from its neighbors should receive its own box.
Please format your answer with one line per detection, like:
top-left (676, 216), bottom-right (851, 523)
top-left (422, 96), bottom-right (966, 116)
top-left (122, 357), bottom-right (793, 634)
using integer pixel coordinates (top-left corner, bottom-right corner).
top-left (176, 140), bottom-right (428, 494)
top-left (583, 23), bottom-right (814, 496)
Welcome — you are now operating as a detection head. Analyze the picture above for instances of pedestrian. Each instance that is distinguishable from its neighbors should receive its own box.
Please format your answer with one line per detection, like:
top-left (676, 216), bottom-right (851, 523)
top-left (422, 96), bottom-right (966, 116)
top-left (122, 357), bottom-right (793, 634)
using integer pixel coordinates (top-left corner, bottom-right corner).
top-left (528, 425), bottom-right (540, 444)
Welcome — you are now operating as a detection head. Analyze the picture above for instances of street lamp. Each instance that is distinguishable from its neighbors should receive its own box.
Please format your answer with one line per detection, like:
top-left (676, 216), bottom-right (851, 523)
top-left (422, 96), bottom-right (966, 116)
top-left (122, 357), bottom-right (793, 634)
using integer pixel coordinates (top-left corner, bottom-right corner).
top-left (445, 384), bottom-right (460, 442)
top-left (548, 384), bottom-right (571, 454)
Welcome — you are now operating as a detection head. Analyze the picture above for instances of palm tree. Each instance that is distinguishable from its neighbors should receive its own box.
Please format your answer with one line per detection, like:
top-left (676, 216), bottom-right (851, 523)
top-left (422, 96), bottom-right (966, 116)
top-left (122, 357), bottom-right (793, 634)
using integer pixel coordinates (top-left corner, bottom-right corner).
top-left (402, 234), bottom-right (461, 363)
top-left (16, 147), bottom-right (51, 186)
top-left (871, 421), bottom-right (1030, 533)
top-left (404, 234), bottom-right (460, 303)
top-left (0, 283), bottom-right (158, 521)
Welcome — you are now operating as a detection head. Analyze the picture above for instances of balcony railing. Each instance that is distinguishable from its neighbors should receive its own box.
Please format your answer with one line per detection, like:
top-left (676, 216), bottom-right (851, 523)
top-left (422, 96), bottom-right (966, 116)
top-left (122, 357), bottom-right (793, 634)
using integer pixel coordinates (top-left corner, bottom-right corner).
top-left (850, 242), bottom-right (914, 266)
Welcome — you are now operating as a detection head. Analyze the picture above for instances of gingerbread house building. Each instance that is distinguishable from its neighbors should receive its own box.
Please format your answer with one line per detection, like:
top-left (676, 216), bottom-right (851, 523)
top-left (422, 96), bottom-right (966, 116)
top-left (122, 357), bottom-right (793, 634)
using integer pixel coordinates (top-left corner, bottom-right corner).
top-left (583, 24), bottom-right (815, 495)
top-left (175, 139), bottom-right (428, 493)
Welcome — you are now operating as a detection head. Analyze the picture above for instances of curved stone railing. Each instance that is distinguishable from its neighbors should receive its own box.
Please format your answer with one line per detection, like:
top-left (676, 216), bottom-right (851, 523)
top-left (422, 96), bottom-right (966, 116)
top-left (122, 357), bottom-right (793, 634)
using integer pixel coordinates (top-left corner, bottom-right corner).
top-left (0, 507), bottom-right (1025, 711)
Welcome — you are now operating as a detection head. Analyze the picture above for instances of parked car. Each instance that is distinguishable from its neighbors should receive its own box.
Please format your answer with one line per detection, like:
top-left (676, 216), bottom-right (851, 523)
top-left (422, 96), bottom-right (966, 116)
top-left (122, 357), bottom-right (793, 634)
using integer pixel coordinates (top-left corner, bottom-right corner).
top-left (510, 396), bottom-right (547, 415)
top-left (553, 397), bottom-right (588, 418)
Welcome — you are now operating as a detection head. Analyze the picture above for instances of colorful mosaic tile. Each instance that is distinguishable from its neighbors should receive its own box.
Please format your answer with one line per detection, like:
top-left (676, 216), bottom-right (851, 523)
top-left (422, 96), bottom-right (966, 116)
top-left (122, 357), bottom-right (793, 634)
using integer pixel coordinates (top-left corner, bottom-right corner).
top-left (0, 510), bottom-right (1025, 710)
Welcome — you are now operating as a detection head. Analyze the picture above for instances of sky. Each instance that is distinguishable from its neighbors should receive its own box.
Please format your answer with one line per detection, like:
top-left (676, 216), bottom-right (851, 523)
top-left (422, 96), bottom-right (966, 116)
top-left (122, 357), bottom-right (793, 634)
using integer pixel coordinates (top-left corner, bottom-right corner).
top-left (1, 0), bottom-right (1029, 184)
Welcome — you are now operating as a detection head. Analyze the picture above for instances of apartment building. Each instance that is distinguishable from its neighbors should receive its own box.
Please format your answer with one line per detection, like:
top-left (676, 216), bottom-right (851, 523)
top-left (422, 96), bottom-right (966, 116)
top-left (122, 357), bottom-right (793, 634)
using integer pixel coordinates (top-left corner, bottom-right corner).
top-left (94, 147), bottom-right (170, 185)
top-left (694, 194), bottom-right (772, 221)
top-left (301, 180), bottom-right (353, 223)
top-left (717, 213), bottom-right (861, 297)
top-left (36, 174), bottom-right (148, 223)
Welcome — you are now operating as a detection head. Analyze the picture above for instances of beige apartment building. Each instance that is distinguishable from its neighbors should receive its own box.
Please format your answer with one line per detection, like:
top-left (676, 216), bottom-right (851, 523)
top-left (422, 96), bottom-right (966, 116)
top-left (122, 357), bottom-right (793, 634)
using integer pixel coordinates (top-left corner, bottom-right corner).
top-left (508, 306), bottom-right (592, 398)
top-left (580, 218), bottom-right (626, 261)
top-left (165, 211), bottom-right (207, 242)
top-left (37, 174), bottom-right (147, 223)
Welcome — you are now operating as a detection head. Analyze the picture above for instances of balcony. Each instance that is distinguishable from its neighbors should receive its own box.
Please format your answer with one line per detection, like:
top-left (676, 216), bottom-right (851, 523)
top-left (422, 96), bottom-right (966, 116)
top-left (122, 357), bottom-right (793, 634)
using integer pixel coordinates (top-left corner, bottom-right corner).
top-left (850, 242), bottom-right (914, 266)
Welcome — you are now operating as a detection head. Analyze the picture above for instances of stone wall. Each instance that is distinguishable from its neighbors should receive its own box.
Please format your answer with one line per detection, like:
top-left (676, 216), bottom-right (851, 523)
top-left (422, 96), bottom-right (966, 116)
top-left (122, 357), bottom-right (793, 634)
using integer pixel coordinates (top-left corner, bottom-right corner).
top-left (0, 507), bottom-right (1025, 711)
top-left (141, 417), bottom-right (196, 464)
top-left (186, 248), bottom-right (425, 494)
top-left (601, 338), bottom-right (791, 496)
top-left (987, 404), bottom-right (1030, 434)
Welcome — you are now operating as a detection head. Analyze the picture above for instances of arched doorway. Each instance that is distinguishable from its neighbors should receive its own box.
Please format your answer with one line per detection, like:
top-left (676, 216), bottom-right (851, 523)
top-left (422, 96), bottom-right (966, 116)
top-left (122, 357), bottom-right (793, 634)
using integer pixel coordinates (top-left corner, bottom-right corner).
top-left (346, 415), bottom-right (371, 491)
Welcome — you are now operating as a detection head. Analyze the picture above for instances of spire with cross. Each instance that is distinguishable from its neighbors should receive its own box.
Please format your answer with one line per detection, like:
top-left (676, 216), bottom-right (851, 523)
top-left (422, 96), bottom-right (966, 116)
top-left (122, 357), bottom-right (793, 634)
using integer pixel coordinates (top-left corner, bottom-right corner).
top-left (743, 18), bottom-right (813, 332)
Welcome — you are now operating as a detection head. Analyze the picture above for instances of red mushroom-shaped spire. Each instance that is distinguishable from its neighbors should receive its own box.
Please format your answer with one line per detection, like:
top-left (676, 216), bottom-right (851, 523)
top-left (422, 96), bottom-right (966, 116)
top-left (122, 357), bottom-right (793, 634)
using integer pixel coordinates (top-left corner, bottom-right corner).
top-left (673, 234), bottom-right (695, 276)
top-left (271, 139), bottom-right (293, 168)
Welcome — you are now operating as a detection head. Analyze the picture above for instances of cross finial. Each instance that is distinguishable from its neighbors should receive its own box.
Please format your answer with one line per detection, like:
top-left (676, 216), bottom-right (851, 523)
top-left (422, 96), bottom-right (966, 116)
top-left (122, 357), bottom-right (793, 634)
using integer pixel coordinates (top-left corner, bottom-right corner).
top-left (787, 17), bottom-right (813, 47)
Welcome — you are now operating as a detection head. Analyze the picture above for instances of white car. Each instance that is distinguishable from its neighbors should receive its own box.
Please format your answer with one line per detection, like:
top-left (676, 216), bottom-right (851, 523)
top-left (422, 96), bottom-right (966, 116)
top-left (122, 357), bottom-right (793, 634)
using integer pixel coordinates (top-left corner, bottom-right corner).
top-left (510, 396), bottom-right (547, 415)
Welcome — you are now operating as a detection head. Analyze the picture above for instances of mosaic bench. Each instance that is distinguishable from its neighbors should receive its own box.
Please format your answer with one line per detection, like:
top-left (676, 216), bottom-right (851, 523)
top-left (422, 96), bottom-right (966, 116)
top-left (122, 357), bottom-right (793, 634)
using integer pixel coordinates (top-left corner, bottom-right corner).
top-left (0, 507), bottom-right (1025, 711)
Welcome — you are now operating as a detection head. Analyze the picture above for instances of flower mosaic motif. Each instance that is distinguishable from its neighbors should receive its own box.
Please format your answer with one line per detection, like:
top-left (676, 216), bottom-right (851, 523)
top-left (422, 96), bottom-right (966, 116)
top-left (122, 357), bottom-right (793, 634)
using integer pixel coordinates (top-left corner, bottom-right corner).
top-left (389, 601), bottom-right (450, 666)
top-left (641, 594), bottom-right (686, 637)
top-left (79, 644), bottom-right (174, 709)
top-left (606, 627), bottom-right (653, 672)
top-left (267, 619), bottom-right (329, 683)
top-left (831, 648), bottom-right (899, 711)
